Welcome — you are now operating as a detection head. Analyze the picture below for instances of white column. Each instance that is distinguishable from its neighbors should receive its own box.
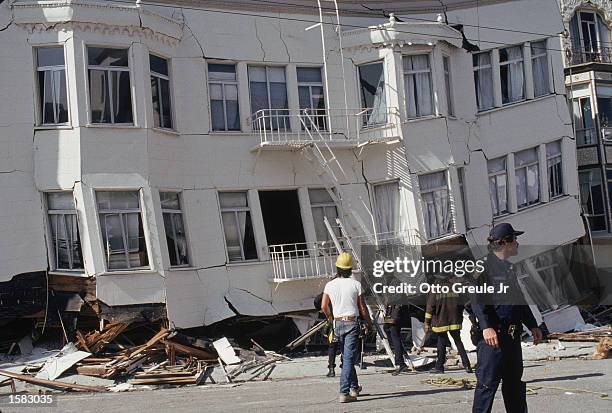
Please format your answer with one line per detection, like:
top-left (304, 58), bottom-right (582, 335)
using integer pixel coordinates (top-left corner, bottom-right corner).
top-left (385, 48), bottom-right (405, 124)
top-left (70, 38), bottom-right (89, 126)
top-left (492, 49), bottom-right (503, 108)
top-left (248, 189), bottom-right (269, 261)
top-left (130, 42), bottom-right (149, 128)
top-left (507, 154), bottom-right (518, 213)
top-left (448, 166), bottom-right (466, 234)
top-left (524, 42), bottom-right (535, 100)
top-left (431, 46), bottom-right (445, 117)
top-left (237, 62), bottom-right (251, 132)
top-left (538, 143), bottom-right (550, 203)
top-left (75, 182), bottom-right (106, 275)
top-left (286, 63), bottom-right (300, 132)
top-left (298, 187), bottom-right (317, 245)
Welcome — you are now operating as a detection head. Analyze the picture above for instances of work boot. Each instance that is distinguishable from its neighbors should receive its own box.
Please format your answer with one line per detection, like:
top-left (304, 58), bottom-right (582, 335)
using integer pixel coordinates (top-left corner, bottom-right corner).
top-left (431, 368), bottom-right (445, 374)
top-left (339, 394), bottom-right (357, 403)
top-left (391, 365), bottom-right (408, 376)
top-left (326, 367), bottom-right (335, 377)
top-left (349, 385), bottom-right (362, 397)
top-left (465, 366), bottom-right (474, 374)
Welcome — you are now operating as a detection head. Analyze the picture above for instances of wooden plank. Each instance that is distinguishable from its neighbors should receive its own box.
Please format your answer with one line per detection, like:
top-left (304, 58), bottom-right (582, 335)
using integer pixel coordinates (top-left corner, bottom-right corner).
top-left (0, 369), bottom-right (107, 392)
top-left (76, 365), bottom-right (108, 377)
top-left (162, 340), bottom-right (216, 361)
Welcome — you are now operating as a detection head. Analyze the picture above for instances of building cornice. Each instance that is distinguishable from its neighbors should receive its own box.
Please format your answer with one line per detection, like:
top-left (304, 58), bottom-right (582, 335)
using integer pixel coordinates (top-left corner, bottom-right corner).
top-left (558, 0), bottom-right (612, 25)
top-left (12, 0), bottom-right (183, 46)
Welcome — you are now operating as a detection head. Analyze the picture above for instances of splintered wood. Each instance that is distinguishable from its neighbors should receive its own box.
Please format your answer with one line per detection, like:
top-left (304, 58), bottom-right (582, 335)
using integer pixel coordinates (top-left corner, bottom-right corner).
top-left (548, 326), bottom-right (612, 342)
top-left (76, 322), bottom-right (129, 353)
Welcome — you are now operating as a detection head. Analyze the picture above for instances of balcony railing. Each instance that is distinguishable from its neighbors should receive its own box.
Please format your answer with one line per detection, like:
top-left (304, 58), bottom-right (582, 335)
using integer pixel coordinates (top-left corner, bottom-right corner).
top-left (569, 46), bottom-right (612, 65)
top-left (250, 107), bottom-right (400, 147)
top-left (268, 231), bottom-right (422, 282)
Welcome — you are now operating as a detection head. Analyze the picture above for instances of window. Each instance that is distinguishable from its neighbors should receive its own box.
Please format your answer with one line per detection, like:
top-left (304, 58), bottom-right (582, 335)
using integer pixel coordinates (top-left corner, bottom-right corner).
top-left (457, 167), bottom-right (468, 227)
top-left (259, 190), bottom-right (306, 247)
top-left (209, 63), bottom-right (240, 131)
top-left (88, 47), bottom-right (133, 124)
top-left (373, 181), bottom-right (400, 243)
top-left (160, 192), bottom-right (189, 267)
top-left (96, 191), bottom-right (149, 270)
top-left (219, 192), bottom-right (257, 262)
top-left (547, 141), bottom-right (563, 199)
top-left (596, 95), bottom-right (612, 128)
top-left (150, 55), bottom-right (173, 129)
top-left (443, 55), bottom-right (454, 116)
top-left (419, 171), bottom-right (453, 240)
top-left (515, 148), bottom-right (540, 209)
top-left (35, 47), bottom-right (68, 125)
top-left (579, 169), bottom-right (606, 231)
top-left (569, 11), bottom-right (611, 64)
top-left (297, 67), bottom-right (326, 130)
top-left (499, 45), bottom-right (525, 104)
top-left (359, 62), bottom-right (387, 126)
top-left (46, 192), bottom-right (83, 271)
top-left (531, 41), bottom-right (550, 97)
top-left (473, 52), bottom-right (494, 111)
top-left (403, 55), bottom-right (433, 118)
top-left (488, 157), bottom-right (508, 216)
top-left (309, 189), bottom-right (340, 242)
top-left (248, 66), bottom-right (288, 130)
top-left (571, 97), bottom-right (596, 146)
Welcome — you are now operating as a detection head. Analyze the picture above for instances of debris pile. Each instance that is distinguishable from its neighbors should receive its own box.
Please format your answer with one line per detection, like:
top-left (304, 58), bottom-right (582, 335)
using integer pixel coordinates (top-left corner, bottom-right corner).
top-left (547, 326), bottom-right (612, 342)
top-left (0, 324), bottom-right (288, 393)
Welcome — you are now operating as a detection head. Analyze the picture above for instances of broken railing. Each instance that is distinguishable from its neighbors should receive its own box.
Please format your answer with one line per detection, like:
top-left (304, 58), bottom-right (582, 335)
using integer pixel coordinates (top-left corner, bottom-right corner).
top-left (250, 107), bottom-right (400, 146)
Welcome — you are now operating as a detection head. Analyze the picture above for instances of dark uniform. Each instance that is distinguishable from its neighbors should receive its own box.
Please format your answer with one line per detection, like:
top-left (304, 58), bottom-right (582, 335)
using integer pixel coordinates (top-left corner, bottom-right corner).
top-left (383, 304), bottom-right (411, 372)
top-left (471, 251), bottom-right (538, 413)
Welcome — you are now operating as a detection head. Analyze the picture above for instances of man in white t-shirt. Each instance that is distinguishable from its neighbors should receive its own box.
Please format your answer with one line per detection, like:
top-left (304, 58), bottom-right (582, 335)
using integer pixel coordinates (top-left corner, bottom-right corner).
top-left (321, 252), bottom-right (373, 403)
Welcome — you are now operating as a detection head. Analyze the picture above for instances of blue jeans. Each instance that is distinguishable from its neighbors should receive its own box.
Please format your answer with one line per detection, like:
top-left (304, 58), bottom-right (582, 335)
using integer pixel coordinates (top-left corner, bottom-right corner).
top-left (334, 320), bottom-right (359, 394)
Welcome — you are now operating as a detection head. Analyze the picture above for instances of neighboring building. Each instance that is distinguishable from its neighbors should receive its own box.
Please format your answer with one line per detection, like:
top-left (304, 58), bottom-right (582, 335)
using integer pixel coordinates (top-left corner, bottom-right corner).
top-left (0, 0), bottom-right (595, 334)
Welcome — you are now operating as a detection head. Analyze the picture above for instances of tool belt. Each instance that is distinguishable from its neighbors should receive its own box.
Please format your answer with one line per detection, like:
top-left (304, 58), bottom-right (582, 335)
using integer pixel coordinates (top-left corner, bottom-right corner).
top-left (334, 316), bottom-right (357, 321)
top-left (497, 323), bottom-right (520, 340)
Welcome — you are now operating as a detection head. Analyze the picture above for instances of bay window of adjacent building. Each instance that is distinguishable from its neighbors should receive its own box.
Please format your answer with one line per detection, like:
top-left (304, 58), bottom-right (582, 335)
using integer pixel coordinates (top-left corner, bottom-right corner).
top-left (515, 148), bottom-right (540, 209)
top-left (150, 54), bottom-right (173, 130)
top-left (443, 55), bottom-right (454, 116)
top-left (403, 54), bottom-right (434, 118)
top-left (473, 51), bottom-right (494, 111)
top-left (46, 192), bottom-right (83, 271)
top-left (488, 157), bottom-right (508, 217)
top-left (219, 192), bottom-right (258, 262)
top-left (309, 188), bottom-right (340, 243)
top-left (419, 171), bottom-right (453, 240)
top-left (569, 11), bottom-right (610, 64)
top-left (297, 67), bottom-right (326, 130)
top-left (88, 47), bottom-right (133, 124)
top-left (499, 45), bottom-right (525, 105)
top-left (248, 66), bottom-right (288, 130)
top-left (160, 192), bottom-right (189, 267)
top-left (596, 87), bottom-right (612, 128)
top-left (96, 191), bottom-right (149, 270)
top-left (571, 97), bottom-right (597, 146)
top-left (531, 41), bottom-right (550, 97)
top-left (35, 47), bottom-right (69, 125)
top-left (208, 63), bottom-right (240, 131)
top-left (546, 141), bottom-right (563, 199)
top-left (358, 62), bottom-right (387, 126)
top-left (579, 169), bottom-right (606, 231)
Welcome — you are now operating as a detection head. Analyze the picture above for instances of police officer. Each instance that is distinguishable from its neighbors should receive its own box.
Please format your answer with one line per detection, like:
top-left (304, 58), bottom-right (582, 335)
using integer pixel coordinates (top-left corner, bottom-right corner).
top-left (471, 223), bottom-right (543, 413)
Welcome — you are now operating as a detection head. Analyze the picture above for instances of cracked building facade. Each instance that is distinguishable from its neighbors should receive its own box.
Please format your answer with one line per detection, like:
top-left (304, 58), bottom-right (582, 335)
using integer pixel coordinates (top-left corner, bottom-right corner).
top-left (0, 0), bottom-right (599, 337)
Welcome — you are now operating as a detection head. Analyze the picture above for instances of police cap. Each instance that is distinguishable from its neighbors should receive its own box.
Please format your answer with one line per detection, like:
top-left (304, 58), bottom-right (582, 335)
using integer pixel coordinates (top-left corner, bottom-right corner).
top-left (488, 222), bottom-right (524, 241)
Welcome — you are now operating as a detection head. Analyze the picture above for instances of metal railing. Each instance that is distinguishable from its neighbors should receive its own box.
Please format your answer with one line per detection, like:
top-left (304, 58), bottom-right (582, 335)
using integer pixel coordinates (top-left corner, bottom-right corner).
top-left (250, 107), bottom-right (400, 146)
top-left (569, 46), bottom-right (612, 65)
top-left (268, 230), bottom-right (423, 282)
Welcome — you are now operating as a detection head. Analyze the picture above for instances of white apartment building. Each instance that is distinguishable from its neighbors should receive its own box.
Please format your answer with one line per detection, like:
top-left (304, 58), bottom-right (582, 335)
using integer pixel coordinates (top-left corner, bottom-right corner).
top-left (0, 0), bottom-right (594, 333)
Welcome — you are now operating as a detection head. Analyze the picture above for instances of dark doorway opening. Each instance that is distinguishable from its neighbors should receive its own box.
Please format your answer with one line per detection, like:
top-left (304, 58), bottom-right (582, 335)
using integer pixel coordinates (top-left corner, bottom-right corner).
top-left (259, 190), bottom-right (306, 248)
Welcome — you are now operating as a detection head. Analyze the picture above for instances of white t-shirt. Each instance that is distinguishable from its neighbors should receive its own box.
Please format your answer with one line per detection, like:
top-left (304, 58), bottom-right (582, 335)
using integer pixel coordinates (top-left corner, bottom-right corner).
top-left (323, 277), bottom-right (363, 318)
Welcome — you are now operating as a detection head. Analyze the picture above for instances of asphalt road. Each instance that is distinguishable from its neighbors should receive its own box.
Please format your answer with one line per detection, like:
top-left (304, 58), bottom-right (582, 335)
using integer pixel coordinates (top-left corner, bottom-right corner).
top-left (2, 358), bottom-right (611, 413)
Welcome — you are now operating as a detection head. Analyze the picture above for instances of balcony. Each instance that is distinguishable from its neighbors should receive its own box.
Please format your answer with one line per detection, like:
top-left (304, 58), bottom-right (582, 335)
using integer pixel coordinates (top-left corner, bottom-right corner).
top-left (268, 231), bottom-right (422, 282)
top-left (249, 108), bottom-right (401, 151)
top-left (568, 46), bottom-right (612, 66)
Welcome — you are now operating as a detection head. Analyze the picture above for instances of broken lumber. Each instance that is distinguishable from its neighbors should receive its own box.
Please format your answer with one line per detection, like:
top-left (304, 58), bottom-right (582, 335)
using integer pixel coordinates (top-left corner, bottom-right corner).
top-left (0, 369), bottom-right (107, 392)
top-left (162, 339), bottom-right (216, 361)
top-left (283, 320), bottom-right (327, 351)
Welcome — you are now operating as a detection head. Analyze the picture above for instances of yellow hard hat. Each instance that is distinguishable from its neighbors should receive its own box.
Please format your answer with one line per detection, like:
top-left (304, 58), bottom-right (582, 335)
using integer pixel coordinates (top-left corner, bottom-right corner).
top-left (336, 252), bottom-right (353, 270)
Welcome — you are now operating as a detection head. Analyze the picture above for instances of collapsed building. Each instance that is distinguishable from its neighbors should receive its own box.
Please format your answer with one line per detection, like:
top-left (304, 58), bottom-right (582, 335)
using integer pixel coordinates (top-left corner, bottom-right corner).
top-left (0, 0), bottom-right (604, 347)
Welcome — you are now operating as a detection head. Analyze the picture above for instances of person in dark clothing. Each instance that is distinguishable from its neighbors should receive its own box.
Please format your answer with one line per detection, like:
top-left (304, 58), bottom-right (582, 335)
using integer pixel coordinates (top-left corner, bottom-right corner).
top-left (383, 304), bottom-right (411, 375)
top-left (424, 278), bottom-right (473, 374)
top-left (314, 292), bottom-right (340, 377)
top-left (471, 223), bottom-right (543, 413)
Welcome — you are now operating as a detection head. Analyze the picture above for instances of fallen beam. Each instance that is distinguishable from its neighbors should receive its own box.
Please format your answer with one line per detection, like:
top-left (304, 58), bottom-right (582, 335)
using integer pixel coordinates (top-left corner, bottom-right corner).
top-left (0, 369), bottom-right (107, 392)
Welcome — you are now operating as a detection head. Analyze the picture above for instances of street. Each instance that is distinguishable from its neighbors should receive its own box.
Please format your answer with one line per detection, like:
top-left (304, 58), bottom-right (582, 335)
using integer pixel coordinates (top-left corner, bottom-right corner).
top-left (4, 357), bottom-right (610, 413)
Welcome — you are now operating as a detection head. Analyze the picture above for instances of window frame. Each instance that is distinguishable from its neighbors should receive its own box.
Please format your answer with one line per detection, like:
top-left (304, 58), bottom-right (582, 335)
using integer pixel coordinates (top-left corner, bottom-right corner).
top-left (308, 188), bottom-right (340, 243)
top-left (499, 44), bottom-right (526, 105)
top-left (218, 191), bottom-right (259, 263)
top-left (358, 60), bottom-right (388, 126)
top-left (546, 142), bottom-right (563, 199)
top-left (514, 148), bottom-right (540, 210)
top-left (530, 40), bottom-right (551, 98)
top-left (473, 51), bottom-right (494, 112)
top-left (248, 65), bottom-right (289, 130)
top-left (208, 62), bottom-right (241, 132)
top-left (160, 191), bottom-right (190, 268)
top-left (577, 11), bottom-right (601, 55)
top-left (96, 190), bottom-right (151, 271)
top-left (488, 157), bottom-right (509, 217)
top-left (149, 53), bottom-right (174, 131)
top-left (418, 171), bottom-right (455, 241)
top-left (45, 192), bottom-right (84, 272)
top-left (442, 55), bottom-right (454, 116)
top-left (403, 53), bottom-right (435, 119)
top-left (34, 46), bottom-right (70, 126)
top-left (297, 66), bottom-right (326, 111)
top-left (579, 168), bottom-right (607, 232)
top-left (86, 45), bottom-right (134, 126)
